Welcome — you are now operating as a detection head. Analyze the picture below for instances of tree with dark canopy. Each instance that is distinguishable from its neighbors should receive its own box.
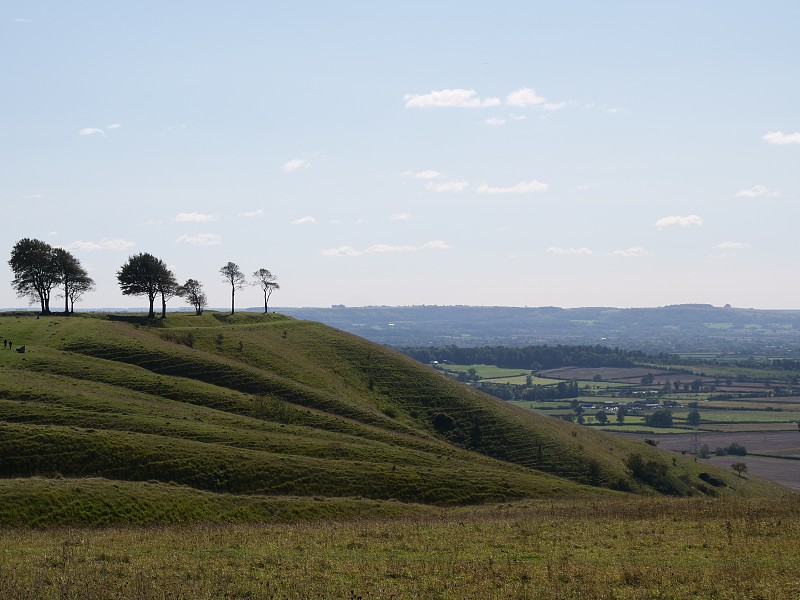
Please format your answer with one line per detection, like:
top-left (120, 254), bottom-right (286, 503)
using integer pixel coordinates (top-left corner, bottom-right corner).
top-left (252, 268), bottom-right (279, 314)
top-left (53, 248), bottom-right (93, 314)
top-left (156, 264), bottom-right (178, 318)
top-left (117, 253), bottom-right (171, 318)
top-left (9, 238), bottom-right (62, 313)
top-left (220, 262), bottom-right (246, 314)
top-left (177, 278), bottom-right (207, 315)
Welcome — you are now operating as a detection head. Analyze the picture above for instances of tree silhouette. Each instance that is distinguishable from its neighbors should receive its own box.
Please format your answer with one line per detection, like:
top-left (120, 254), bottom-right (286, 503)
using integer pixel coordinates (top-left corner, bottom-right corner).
top-left (177, 279), bottom-right (207, 315)
top-left (8, 238), bottom-right (61, 313)
top-left (252, 268), bottom-right (279, 314)
top-left (220, 262), bottom-right (246, 314)
top-left (53, 248), bottom-right (93, 314)
top-left (117, 253), bottom-right (170, 318)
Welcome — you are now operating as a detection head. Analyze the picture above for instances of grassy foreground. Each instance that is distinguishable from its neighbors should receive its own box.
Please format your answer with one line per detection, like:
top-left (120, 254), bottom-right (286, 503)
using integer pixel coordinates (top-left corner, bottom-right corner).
top-left (0, 496), bottom-right (798, 599)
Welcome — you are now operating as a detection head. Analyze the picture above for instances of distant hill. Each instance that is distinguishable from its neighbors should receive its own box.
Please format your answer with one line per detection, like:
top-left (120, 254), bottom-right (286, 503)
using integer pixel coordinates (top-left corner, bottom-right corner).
top-left (275, 305), bottom-right (800, 355)
top-left (0, 312), bottom-right (778, 525)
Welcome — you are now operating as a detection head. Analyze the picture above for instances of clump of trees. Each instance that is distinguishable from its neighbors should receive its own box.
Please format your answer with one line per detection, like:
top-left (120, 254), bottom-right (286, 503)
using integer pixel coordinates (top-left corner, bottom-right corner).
top-left (8, 238), bottom-right (94, 314)
top-left (9, 239), bottom-right (280, 317)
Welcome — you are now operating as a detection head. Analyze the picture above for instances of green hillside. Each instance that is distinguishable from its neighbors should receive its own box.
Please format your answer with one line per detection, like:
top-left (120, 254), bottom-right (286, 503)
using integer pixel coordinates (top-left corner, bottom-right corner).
top-left (0, 312), bottom-right (779, 526)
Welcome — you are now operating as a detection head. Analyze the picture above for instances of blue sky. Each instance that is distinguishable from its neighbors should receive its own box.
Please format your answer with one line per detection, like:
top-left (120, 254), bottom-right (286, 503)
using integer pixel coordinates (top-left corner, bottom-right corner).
top-left (2, 2), bottom-right (798, 310)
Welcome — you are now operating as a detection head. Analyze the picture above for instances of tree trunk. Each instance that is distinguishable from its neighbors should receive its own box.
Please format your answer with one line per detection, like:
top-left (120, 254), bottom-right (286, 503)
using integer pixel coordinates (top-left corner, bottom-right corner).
top-left (231, 287), bottom-right (235, 314)
top-left (161, 293), bottom-right (167, 318)
top-left (64, 283), bottom-right (70, 314)
top-left (263, 290), bottom-right (268, 314)
top-left (148, 295), bottom-right (155, 318)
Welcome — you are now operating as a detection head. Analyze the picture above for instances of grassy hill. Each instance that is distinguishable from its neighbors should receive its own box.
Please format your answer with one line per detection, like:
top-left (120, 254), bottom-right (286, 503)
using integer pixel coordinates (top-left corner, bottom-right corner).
top-left (0, 312), bottom-right (781, 526)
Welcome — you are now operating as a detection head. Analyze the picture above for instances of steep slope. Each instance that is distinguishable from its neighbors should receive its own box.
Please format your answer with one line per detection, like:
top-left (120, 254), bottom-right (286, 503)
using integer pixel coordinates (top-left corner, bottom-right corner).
top-left (0, 312), bottom-right (780, 525)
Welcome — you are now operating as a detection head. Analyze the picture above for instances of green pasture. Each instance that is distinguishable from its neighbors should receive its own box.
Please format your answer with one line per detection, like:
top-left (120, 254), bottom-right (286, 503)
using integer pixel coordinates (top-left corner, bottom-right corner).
top-left (2, 496), bottom-right (796, 598)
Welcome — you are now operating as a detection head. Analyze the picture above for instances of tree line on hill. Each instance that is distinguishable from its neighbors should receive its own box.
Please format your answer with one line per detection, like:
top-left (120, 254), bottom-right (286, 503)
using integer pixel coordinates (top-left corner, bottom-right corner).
top-left (8, 238), bottom-right (279, 318)
top-left (401, 344), bottom-right (643, 371)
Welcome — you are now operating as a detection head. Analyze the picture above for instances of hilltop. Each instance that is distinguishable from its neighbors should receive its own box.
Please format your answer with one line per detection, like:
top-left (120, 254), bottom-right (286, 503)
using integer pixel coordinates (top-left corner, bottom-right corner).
top-left (0, 312), bottom-right (781, 526)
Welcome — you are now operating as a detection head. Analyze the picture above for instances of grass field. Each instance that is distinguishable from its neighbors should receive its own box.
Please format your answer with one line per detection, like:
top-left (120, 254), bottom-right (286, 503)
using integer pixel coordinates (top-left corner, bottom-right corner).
top-left (0, 496), bottom-right (797, 599)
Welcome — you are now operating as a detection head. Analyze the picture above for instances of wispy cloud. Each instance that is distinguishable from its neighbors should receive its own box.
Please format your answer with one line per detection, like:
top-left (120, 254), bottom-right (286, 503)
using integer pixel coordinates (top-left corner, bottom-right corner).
top-left (281, 158), bottom-right (310, 173)
top-left (391, 212), bottom-right (413, 220)
top-left (321, 246), bottom-right (361, 257)
top-left (79, 123), bottom-right (122, 137)
top-left (67, 238), bottom-right (136, 251)
top-left (477, 180), bottom-right (549, 194)
top-left (408, 170), bottom-right (441, 180)
top-left (426, 180), bottom-right (469, 193)
top-left (714, 241), bottom-right (752, 250)
top-left (763, 131), bottom-right (800, 145)
top-left (13, 18), bottom-right (31, 23)
top-left (291, 216), bottom-right (317, 225)
top-left (610, 246), bottom-right (648, 257)
top-left (175, 212), bottom-right (217, 222)
top-left (78, 128), bottom-right (105, 137)
top-left (323, 240), bottom-right (451, 256)
top-left (655, 215), bottom-right (703, 229)
top-left (239, 209), bottom-right (264, 217)
top-left (404, 88), bottom-right (502, 108)
top-left (735, 185), bottom-right (780, 198)
top-left (546, 247), bottom-right (593, 255)
top-left (485, 117), bottom-right (507, 126)
top-left (506, 88), bottom-right (546, 107)
top-left (365, 240), bottom-right (452, 253)
top-left (176, 233), bottom-right (222, 246)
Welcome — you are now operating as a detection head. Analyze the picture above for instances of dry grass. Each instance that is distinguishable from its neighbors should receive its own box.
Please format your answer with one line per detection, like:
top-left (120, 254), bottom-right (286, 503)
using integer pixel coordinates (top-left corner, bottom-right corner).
top-left (0, 495), bottom-right (798, 599)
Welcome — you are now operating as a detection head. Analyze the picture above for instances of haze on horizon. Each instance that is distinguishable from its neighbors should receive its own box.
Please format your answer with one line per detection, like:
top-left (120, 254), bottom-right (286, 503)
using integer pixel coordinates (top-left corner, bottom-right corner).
top-left (2, 2), bottom-right (798, 312)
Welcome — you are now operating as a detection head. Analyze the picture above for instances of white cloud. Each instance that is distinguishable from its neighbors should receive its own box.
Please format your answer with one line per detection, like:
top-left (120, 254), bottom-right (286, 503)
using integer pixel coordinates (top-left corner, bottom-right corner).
top-left (426, 180), bottom-right (469, 193)
top-left (106, 123), bottom-right (122, 130)
top-left (735, 185), bottom-right (779, 198)
top-left (763, 131), bottom-right (800, 145)
top-left (324, 240), bottom-right (451, 256)
top-left (365, 240), bottom-right (452, 253)
top-left (391, 212), bottom-right (413, 220)
top-left (281, 158), bottom-right (310, 173)
top-left (477, 180), bottom-right (549, 194)
top-left (544, 102), bottom-right (566, 111)
top-left (506, 88), bottom-right (546, 107)
top-left (411, 170), bottom-right (441, 180)
top-left (67, 238), bottom-right (136, 251)
top-left (485, 117), bottom-right (507, 126)
top-left (610, 246), bottom-right (648, 257)
top-left (175, 212), bottom-right (217, 222)
top-left (291, 215), bottom-right (317, 225)
top-left (714, 241), bottom-right (752, 250)
top-left (321, 246), bottom-right (362, 257)
top-left (420, 240), bottom-right (451, 250)
top-left (404, 88), bottom-right (502, 108)
top-left (239, 209), bottom-right (264, 217)
top-left (78, 128), bottom-right (105, 137)
top-left (176, 233), bottom-right (222, 246)
top-left (546, 247), bottom-right (593, 255)
top-left (655, 215), bottom-right (703, 229)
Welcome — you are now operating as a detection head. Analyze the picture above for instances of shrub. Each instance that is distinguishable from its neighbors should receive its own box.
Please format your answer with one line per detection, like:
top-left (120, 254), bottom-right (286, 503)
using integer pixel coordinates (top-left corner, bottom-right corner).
top-left (644, 410), bottom-right (673, 428)
top-left (431, 413), bottom-right (455, 434)
top-left (726, 443), bottom-right (747, 456)
top-left (625, 453), bottom-right (691, 496)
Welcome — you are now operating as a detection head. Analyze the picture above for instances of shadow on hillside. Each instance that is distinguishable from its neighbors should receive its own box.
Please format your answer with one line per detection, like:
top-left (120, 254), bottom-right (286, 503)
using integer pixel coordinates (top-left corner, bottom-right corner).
top-left (107, 314), bottom-right (165, 327)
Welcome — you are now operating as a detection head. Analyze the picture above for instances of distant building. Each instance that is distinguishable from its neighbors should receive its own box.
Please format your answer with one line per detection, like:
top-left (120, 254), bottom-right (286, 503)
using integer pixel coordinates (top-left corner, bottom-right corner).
top-left (331, 304), bottom-right (346, 309)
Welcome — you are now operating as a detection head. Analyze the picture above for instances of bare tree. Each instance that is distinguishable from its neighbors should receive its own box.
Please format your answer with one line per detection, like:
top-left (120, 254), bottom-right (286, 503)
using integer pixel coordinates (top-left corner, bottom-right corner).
top-left (220, 262), bottom-right (246, 314)
top-left (252, 268), bottom-right (279, 314)
top-left (177, 279), bottom-right (207, 315)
